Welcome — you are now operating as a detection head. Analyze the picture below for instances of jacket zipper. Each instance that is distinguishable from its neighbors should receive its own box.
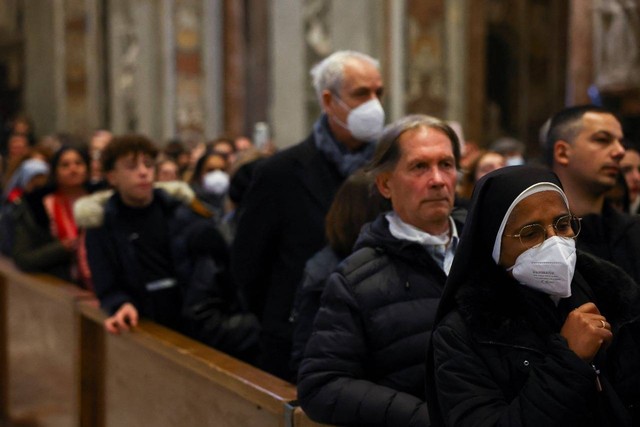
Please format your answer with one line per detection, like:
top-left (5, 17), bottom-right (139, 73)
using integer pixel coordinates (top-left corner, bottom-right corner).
top-left (592, 364), bottom-right (603, 392)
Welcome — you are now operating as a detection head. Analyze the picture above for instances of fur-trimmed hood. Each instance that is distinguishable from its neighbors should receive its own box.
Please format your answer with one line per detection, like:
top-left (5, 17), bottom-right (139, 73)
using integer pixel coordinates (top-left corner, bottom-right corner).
top-left (74, 181), bottom-right (196, 229)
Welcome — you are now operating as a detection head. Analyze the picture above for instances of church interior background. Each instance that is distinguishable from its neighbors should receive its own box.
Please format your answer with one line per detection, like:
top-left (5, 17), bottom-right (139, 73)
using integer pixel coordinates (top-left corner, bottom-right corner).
top-left (0, 0), bottom-right (638, 157)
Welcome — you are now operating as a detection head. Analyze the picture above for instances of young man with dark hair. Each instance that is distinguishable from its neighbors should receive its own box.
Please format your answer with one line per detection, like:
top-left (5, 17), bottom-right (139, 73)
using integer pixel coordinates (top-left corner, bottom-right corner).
top-left (544, 105), bottom-right (640, 284)
top-left (78, 134), bottom-right (258, 359)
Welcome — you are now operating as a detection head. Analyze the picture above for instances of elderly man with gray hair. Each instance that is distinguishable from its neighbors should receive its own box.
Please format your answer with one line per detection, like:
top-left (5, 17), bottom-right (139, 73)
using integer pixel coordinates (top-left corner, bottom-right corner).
top-left (297, 115), bottom-right (465, 426)
top-left (231, 50), bottom-right (384, 381)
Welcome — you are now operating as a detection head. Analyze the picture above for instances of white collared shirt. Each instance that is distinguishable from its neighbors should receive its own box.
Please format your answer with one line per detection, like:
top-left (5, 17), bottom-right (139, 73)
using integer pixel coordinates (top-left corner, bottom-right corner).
top-left (386, 212), bottom-right (459, 275)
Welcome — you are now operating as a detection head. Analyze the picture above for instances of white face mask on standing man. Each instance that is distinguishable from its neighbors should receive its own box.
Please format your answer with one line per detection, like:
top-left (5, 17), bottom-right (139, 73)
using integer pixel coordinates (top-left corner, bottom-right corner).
top-left (332, 96), bottom-right (385, 142)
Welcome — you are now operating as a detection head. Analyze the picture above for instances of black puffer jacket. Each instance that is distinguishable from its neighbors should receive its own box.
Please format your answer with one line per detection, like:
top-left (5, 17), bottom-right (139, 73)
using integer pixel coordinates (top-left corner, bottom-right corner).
top-left (298, 213), bottom-right (464, 426)
top-left (290, 245), bottom-right (341, 375)
top-left (428, 252), bottom-right (640, 427)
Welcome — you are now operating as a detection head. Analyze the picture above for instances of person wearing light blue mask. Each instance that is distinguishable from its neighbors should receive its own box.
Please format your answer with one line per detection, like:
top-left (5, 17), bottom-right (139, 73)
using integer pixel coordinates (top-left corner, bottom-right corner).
top-left (230, 50), bottom-right (385, 381)
top-left (427, 166), bottom-right (640, 427)
top-left (490, 136), bottom-right (526, 166)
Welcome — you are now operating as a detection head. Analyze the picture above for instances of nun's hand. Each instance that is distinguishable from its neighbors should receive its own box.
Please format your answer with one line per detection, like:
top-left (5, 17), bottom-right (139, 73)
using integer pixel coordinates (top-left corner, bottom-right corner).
top-left (560, 302), bottom-right (612, 362)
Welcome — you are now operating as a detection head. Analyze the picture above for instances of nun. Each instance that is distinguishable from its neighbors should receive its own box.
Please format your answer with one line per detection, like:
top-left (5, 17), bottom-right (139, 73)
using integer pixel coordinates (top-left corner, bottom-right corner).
top-left (426, 166), bottom-right (640, 426)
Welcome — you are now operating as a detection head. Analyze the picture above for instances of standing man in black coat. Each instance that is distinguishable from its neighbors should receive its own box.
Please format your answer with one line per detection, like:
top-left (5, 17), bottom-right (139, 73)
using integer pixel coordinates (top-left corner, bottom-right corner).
top-left (297, 115), bottom-right (464, 426)
top-left (231, 50), bottom-right (385, 381)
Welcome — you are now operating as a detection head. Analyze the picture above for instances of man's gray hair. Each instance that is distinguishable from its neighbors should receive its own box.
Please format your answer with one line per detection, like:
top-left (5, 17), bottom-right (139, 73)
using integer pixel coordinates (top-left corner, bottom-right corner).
top-left (310, 50), bottom-right (380, 103)
top-left (366, 114), bottom-right (461, 176)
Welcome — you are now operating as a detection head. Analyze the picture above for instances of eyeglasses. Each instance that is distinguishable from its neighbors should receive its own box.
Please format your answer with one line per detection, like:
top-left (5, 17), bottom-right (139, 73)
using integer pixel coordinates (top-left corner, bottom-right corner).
top-left (505, 214), bottom-right (582, 249)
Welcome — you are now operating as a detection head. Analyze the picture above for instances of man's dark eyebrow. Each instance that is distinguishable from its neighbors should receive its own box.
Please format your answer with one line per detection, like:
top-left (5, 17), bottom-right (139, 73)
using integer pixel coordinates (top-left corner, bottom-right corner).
top-left (351, 87), bottom-right (370, 96)
top-left (592, 130), bottom-right (623, 139)
top-left (350, 84), bottom-right (383, 97)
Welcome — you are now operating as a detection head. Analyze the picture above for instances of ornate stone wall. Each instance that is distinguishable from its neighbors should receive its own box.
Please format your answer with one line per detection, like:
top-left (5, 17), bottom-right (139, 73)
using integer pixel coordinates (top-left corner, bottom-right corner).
top-left (406, 0), bottom-right (447, 118)
top-left (0, 0), bottom-right (23, 124)
top-left (303, 0), bottom-right (332, 123)
top-left (593, 0), bottom-right (640, 91)
top-left (64, 0), bottom-right (89, 134)
top-left (16, 0), bottom-right (635, 150)
top-left (109, 1), bottom-right (141, 133)
top-left (174, 0), bottom-right (205, 145)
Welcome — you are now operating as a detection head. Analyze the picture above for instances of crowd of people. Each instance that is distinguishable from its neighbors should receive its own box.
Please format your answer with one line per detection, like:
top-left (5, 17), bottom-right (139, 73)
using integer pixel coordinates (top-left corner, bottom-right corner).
top-left (1, 50), bottom-right (640, 426)
top-left (0, 120), bottom-right (269, 361)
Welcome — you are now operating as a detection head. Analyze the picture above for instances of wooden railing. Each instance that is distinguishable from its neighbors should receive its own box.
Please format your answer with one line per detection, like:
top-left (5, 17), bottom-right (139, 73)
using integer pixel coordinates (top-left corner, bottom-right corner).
top-left (0, 257), bottom-right (329, 427)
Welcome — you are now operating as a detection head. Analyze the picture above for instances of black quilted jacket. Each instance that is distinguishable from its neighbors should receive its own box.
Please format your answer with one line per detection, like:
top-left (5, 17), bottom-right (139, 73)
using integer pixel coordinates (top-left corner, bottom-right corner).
top-left (298, 212), bottom-right (464, 426)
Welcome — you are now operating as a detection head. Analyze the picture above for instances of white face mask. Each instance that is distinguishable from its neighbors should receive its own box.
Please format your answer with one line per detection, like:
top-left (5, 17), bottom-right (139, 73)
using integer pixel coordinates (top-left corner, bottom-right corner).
top-left (203, 170), bottom-right (230, 196)
top-left (507, 236), bottom-right (576, 298)
top-left (333, 97), bottom-right (385, 142)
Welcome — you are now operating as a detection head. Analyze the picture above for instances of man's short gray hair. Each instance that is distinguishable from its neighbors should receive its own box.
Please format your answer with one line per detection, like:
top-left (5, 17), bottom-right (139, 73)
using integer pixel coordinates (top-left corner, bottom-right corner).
top-left (310, 50), bottom-right (380, 104)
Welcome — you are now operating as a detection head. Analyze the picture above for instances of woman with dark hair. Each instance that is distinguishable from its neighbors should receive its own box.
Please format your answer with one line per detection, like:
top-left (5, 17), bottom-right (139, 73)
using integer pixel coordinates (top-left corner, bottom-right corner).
top-left (604, 171), bottom-right (631, 214)
top-left (155, 158), bottom-right (179, 182)
top-left (11, 146), bottom-right (94, 289)
top-left (289, 169), bottom-right (389, 373)
top-left (189, 149), bottom-right (230, 220)
top-left (621, 146), bottom-right (640, 214)
top-left (457, 150), bottom-right (506, 202)
top-left (427, 166), bottom-right (640, 426)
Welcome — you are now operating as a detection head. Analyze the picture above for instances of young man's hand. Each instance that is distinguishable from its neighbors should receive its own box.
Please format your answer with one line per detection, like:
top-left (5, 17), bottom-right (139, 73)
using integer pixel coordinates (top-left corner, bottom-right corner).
top-left (104, 303), bottom-right (139, 334)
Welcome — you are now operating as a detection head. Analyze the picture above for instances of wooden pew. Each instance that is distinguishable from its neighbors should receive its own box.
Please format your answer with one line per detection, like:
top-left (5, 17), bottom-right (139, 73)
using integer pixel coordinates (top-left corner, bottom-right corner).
top-left (0, 258), bottom-right (329, 427)
top-left (0, 257), bottom-right (94, 426)
top-left (78, 299), bottom-right (304, 427)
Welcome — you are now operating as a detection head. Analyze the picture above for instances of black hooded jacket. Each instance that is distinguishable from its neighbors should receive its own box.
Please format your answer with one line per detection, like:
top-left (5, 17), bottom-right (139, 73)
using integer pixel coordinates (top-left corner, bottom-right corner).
top-left (578, 200), bottom-right (640, 285)
top-left (426, 166), bottom-right (640, 427)
top-left (298, 211), bottom-right (464, 427)
top-left (82, 186), bottom-right (260, 361)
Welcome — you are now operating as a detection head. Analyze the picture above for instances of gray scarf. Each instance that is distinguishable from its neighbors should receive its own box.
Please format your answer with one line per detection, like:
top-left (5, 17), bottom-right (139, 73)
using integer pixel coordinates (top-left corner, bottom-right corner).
top-left (313, 114), bottom-right (375, 178)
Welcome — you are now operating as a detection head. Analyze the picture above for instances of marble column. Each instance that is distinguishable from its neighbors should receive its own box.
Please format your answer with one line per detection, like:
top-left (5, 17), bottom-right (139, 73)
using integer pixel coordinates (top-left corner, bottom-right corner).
top-left (23, 0), bottom-right (65, 135)
top-left (566, 0), bottom-right (593, 105)
top-left (271, 0), bottom-right (305, 148)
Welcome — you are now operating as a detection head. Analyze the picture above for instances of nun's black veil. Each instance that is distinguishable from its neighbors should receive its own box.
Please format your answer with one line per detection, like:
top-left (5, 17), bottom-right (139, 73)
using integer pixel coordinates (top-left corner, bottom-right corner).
top-left (426, 166), bottom-right (564, 426)
top-left (434, 165), bottom-right (564, 324)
